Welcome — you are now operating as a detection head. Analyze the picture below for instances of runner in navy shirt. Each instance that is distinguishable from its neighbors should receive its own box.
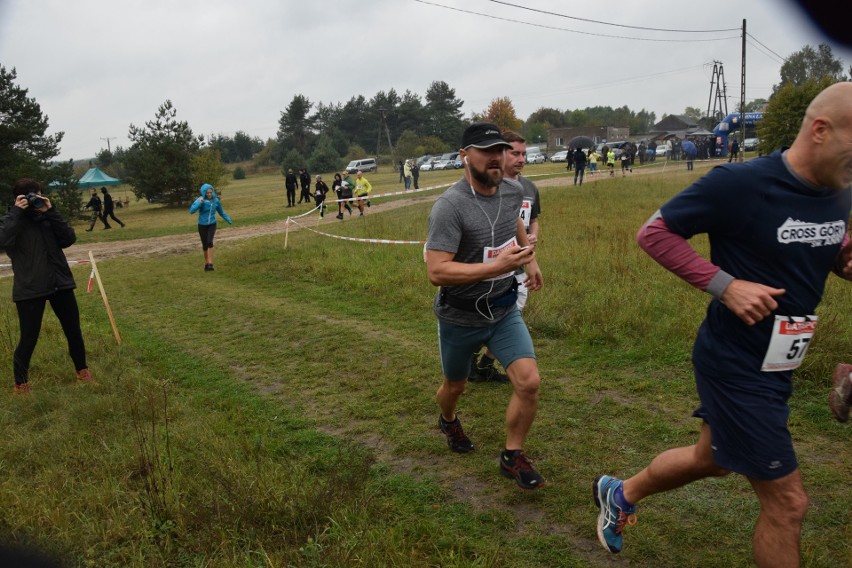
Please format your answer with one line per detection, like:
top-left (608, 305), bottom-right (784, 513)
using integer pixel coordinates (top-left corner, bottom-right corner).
top-left (592, 82), bottom-right (852, 566)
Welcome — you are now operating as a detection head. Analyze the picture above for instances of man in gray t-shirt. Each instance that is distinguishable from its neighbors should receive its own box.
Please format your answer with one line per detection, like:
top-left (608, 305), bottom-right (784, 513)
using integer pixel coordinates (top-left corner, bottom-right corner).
top-left (425, 123), bottom-right (546, 491)
top-left (470, 130), bottom-right (542, 382)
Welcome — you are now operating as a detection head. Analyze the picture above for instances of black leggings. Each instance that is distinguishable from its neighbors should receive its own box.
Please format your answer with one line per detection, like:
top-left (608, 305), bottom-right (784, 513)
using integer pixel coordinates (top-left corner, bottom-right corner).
top-left (198, 224), bottom-right (217, 251)
top-left (14, 289), bottom-right (87, 384)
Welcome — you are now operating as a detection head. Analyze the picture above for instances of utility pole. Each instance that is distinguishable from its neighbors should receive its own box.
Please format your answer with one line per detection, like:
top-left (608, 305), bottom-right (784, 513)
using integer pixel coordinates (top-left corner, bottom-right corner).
top-left (706, 61), bottom-right (728, 123)
top-left (739, 18), bottom-right (747, 162)
top-left (100, 137), bottom-right (116, 153)
top-left (376, 109), bottom-right (395, 167)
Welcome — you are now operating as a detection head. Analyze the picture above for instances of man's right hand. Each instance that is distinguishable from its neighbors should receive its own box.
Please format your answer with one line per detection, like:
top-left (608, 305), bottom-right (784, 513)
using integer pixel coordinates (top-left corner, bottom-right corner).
top-left (721, 279), bottom-right (786, 326)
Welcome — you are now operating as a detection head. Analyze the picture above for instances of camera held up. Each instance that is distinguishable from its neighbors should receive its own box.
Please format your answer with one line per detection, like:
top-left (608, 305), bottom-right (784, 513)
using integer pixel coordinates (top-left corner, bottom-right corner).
top-left (25, 193), bottom-right (45, 209)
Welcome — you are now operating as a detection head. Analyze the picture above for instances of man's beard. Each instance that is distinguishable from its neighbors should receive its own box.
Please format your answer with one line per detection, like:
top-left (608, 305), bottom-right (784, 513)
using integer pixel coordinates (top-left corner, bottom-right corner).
top-left (470, 163), bottom-right (503, 189)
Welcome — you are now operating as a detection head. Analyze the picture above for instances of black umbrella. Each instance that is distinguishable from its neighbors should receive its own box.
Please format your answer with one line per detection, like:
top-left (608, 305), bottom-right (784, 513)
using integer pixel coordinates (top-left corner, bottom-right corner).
top-left (567, 135), bottom-right (595, 149)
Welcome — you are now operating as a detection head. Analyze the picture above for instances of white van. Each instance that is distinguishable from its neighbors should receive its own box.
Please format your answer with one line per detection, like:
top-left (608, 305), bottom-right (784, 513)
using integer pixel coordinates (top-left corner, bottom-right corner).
top-left (345, 158), bottom-right (377, 173)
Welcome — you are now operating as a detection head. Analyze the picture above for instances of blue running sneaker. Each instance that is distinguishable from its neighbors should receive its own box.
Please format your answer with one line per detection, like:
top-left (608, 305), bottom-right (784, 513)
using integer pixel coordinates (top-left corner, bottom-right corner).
top-left (593, 474), bottom-right (637, 553)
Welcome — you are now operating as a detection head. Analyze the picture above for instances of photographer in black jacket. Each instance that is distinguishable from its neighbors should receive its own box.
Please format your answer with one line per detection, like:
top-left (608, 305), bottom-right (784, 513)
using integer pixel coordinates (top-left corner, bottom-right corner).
top-left (0, 179), bottom-right (92, 393)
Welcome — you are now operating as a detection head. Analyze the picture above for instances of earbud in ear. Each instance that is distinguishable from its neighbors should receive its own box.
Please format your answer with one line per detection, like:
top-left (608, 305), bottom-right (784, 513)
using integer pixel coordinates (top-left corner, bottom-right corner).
top-left (464, 156), bottom-right (469, 165)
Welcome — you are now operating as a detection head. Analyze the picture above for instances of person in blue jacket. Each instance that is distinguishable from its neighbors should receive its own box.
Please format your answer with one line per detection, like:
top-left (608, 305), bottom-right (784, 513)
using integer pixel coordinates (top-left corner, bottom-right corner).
top-left (189, 183), bottom-right (232, 271)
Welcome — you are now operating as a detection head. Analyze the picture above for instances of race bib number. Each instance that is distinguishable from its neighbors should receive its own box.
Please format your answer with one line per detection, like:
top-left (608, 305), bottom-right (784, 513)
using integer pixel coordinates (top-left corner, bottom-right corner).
top-left (519, 199), bottom-right (533, 229)
top-left (760, 315), bottom-right (818, 372)
top-left (483, 236), bottom-right (519, 281)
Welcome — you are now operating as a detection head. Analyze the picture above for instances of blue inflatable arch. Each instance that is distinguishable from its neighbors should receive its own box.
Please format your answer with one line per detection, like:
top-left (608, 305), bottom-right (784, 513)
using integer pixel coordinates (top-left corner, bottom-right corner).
top-left (713, 112), bottom-right (763, 156)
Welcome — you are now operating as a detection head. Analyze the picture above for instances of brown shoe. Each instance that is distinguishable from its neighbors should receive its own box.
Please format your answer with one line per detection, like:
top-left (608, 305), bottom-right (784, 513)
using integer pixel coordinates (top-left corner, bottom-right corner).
top-left (828, 363), bottom-right (852, 422)
top-left (76, 369), bottom-right (93, 383)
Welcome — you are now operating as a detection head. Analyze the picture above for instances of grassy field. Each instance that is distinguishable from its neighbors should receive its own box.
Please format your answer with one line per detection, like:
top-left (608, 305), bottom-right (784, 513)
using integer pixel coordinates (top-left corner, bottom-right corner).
top-left (1, 157), bottom-right (849, 567)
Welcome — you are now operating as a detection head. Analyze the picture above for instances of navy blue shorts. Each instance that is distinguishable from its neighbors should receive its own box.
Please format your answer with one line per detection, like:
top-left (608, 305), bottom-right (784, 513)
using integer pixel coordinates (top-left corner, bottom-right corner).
top-left (693, 364), bottom-right (798, 480)
top-left (437, 309), bottom-right (535, 381)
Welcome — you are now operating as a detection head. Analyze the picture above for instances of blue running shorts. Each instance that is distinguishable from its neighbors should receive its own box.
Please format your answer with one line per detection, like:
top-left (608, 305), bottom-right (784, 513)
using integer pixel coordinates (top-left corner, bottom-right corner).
top-left (437, 309), bottom-right (536, 381)
top-left (693, 364), bottom-right (798, 480)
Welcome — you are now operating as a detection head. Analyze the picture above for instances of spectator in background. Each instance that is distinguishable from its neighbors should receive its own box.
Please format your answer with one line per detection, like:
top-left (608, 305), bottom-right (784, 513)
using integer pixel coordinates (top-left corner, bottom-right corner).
top-left (284, 169), bottom-right (297, 207)
top-left (398, 160), bottom-right (405, 184)
top-left (412, 160), bottom-right (420, 189)
top-left (729, 139), bottom-right (740, 163)
top-left (298, 168), bottom-right (312, 204)
top-left (404, 159), bottom-right (413, 190)
top-left (573, 147), bottom-right (587, 186)
top-left (100, 187), bottom-right (125, 228)
top-left (565, 147), bottom-right (574, 172)
top-left (83, 187), bottom-right (108, 231)
top-left (0, 179), bottom-right (92, 393)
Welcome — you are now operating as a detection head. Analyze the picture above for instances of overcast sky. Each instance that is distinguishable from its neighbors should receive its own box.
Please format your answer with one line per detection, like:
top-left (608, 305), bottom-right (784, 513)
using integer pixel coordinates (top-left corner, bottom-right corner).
top-left (1, 0), bottom-right (850, 161)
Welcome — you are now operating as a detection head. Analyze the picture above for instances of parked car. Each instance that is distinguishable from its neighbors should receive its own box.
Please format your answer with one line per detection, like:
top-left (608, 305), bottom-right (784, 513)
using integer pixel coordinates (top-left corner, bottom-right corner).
top-left (596, 141), bottom-right (627, 158)
top-left (743, 137), bottom-right (760, 151)
top-left (453, 157), bottom-right (463, 169)
top-left (416, 154), bottom-right (433, 166)
top-left (525, 152), bottom-right (546, 164)
top-left (419, 161), bottom-right (433, 172)
top-left (655, 145), bottom-right (668, 158)
top-left (345, 158), bottom-right (377, 172)
top-left (549, 150), bottom-right (569, 162)
top-left (432, 159), bottom-right (454, 171)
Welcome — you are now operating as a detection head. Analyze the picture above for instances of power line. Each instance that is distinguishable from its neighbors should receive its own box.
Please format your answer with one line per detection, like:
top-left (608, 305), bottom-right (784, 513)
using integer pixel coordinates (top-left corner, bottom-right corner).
top-left (746, 38), bottom-right (786, 65)
top-left (487, 0), bottom-right (741, 33)
top-left (412, 0), bottom-right (740, 43)
top-left (746, 32), bottom-right (788, 63)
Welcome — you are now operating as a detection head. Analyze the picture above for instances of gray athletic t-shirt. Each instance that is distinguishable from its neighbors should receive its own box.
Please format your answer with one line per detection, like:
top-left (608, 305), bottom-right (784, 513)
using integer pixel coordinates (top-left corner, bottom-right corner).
top-left (427, 178), bottom-right (523, 327)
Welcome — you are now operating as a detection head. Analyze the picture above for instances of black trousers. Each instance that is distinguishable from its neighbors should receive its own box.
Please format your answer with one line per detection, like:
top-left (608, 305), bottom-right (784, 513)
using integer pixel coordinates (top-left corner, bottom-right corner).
top-left (286, 187), bottom-right (296, 206)
top-left (198, 224), bottom-right (217, 251)
top-left (104, 210), bottom-right (123, 226)
top-left (14, 288), bottom-right (87, 384)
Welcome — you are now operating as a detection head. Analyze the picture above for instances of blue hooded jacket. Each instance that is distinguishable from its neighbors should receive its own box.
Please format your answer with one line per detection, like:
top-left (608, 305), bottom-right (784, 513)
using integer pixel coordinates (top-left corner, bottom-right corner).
top-left (189, 184), bottom-right (232, 226)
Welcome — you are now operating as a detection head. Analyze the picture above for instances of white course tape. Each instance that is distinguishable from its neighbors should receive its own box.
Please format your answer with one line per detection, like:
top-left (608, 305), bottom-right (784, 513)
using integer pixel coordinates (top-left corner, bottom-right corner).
top-left (0, 259), bottom-right (90, 268)
top-left (287, 217), bottom-right (424, 245)
top-left (329, 181), bottom-right (450, 204)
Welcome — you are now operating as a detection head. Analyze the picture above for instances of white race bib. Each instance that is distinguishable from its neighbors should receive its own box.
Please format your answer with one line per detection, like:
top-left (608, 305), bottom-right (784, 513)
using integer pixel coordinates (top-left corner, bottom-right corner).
top-left (760, 315), bottom-right (818, 372)
top-left (519, 199), bottom-right (533, 229)
top-left (483, 236), bottom-right (519, 281)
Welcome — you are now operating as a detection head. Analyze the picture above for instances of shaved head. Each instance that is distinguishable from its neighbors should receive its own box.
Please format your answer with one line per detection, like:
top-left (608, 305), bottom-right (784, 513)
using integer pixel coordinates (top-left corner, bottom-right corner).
top-left (787, 82), bottom-right (852, 189)
top-left (801, 81), bottom-right (852, 132)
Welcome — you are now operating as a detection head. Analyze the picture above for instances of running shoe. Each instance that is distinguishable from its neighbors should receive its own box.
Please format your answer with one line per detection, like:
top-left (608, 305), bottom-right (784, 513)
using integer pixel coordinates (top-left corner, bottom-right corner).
top-left (438, 415), bottom-right (475, 453)
top-left (13, 383), bottom-right (31, 394)
top-left (76, 369), bottom-right (93, 383)
top-left (593, 474), bottom-right (637, 553)
top-left (468, 355), bottom-right (510, 384)
top-left (829, 363), bottom-right (852, 423)
top-left (500, 450), bottom-right (545, 490)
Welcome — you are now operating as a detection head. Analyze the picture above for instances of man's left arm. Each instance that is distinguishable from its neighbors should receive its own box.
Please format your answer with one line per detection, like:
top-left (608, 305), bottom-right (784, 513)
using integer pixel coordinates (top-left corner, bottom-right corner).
top-left (834, 232), bottom-right (852, 280)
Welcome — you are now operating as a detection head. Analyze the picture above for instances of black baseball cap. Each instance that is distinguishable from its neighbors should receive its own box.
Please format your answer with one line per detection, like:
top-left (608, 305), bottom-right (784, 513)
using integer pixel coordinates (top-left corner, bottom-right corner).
top-left (461, 122), bottom-right (512, 150)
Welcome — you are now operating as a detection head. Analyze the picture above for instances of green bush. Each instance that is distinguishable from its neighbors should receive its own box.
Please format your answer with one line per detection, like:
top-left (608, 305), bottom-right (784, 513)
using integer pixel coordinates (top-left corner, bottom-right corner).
top-left (232, 166), bottom-right (246, 180)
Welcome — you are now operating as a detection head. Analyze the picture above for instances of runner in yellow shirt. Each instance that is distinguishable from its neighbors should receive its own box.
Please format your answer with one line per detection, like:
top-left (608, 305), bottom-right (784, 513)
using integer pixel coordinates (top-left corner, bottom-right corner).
top-left (353, 170), bottom-right (373, 216)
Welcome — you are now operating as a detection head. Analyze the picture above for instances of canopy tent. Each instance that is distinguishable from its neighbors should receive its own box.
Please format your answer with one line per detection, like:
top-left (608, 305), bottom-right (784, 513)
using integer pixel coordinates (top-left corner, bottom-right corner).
top-left (78, 168), bottom-right (122, 188)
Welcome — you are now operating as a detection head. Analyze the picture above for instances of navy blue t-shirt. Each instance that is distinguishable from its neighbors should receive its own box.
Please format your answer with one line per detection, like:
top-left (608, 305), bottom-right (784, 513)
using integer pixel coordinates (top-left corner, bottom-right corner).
top-left (661, 151), bottom-right (850, 378)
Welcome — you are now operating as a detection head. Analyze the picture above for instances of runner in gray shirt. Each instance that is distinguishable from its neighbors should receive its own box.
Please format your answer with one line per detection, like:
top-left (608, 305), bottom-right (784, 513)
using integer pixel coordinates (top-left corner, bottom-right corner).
top-left (426, 123), bottom-right (546, 490)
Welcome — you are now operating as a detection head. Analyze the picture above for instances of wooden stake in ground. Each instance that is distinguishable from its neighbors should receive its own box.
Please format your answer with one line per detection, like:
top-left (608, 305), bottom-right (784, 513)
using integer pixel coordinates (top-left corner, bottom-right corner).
top-left (88, 251), bottom-right (122, 345)
top-left (284, 217), bottom-right (290, 249)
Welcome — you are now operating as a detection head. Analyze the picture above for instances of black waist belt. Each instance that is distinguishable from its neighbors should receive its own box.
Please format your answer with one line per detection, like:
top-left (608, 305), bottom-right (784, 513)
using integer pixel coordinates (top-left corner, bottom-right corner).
top-left (440, 279), bottom-right (519, 312)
